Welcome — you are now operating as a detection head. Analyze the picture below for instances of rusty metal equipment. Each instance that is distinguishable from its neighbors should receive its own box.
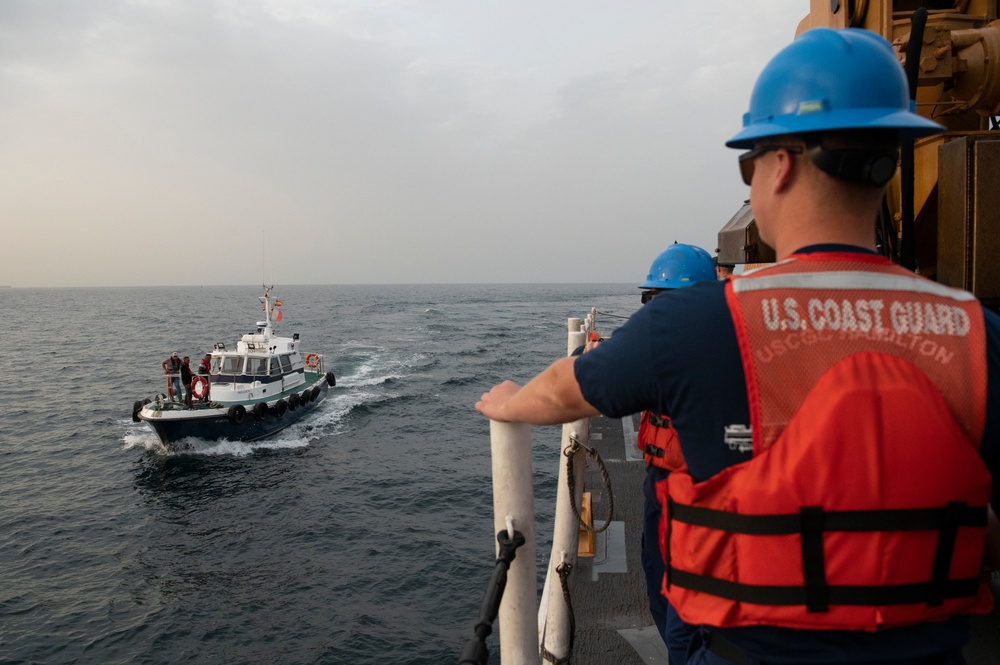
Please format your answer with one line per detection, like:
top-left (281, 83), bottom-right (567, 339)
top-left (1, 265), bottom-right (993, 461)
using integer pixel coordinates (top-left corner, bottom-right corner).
top-left (720, 1), bottom-right (1000, 305)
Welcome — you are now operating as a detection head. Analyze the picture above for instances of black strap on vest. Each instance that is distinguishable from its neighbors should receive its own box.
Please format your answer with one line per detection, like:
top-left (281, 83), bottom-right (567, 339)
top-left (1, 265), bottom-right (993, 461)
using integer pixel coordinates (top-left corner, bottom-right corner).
top-left (643, 414), bottom-right (672, 461)
top-left (649, 413), bottom-right (670, 428)
top-left (670, 501), bottom-right (985, 534)
top-left (644, 444), bottom-right (664, 458)
top-left (799, 507), bottom-right (829, 612)
top-left (668, 569), bottom-right (982, 607)
top-left (667, 499), bottom-right (986, 610)
top-left (929, 501), bottom-right (967, 606)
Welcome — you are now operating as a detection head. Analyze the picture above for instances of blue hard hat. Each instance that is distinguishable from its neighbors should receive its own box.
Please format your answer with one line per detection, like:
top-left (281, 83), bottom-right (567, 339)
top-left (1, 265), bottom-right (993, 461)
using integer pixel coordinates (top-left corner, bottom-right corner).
top-left (640, 243), bottom-right (716, 289)
top-left (727, 28), bottom-right (944, 149)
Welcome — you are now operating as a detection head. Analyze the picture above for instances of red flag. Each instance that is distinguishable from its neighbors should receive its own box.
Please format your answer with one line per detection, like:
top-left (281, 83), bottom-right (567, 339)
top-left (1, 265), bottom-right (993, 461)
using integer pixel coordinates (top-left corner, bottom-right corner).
top-left (275, 310), bottom-right (283, 322)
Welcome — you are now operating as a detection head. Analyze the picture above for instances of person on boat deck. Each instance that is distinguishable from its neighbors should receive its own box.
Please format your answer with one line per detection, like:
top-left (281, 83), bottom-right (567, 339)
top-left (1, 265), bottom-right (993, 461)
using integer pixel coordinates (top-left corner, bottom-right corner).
top-left (476, 27), bottom-right (1000, 665)
top-left (161, 351), bottom-right (182, 401)
top-left (634, 243), bottom-right (716, 665)
top-left (198, 354), bottom-right (212, 402)
top-left (180, 356), bottom-right (194, 407)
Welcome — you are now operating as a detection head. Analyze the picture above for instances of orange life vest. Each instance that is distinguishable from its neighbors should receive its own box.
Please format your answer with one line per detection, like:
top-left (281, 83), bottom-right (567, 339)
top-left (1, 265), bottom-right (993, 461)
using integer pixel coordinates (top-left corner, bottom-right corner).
top-left (638, 411), bottom-right (684, 470)
top-left (660, 253), bottom-right (993, 631)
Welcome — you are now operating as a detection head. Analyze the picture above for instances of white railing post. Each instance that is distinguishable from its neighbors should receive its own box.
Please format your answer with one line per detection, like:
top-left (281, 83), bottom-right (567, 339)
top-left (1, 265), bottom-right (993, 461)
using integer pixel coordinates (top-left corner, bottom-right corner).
top-left (567, 318), bottom-right (582, 354)
top-left (540, 419), bottom-right (588, 661)
top-left (490, 420), bottom-right (539, 664)
top-left (538, 318), bottom-right (590, 660)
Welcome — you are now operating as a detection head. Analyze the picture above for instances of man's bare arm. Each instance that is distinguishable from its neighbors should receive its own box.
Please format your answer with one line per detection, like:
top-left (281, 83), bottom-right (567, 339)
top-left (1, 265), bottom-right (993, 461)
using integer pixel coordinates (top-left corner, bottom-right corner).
top-left (475, 356), bottom-right (601, 425)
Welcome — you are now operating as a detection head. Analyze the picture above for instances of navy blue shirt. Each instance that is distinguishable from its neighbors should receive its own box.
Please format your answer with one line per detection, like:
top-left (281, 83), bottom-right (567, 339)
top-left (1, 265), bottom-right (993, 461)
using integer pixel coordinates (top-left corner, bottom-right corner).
top-left (574, 246), bottom-right (1000, 663)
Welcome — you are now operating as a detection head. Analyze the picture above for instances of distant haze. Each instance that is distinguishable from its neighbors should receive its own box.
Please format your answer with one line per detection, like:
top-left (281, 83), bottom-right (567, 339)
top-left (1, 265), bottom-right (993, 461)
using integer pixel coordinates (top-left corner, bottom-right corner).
top-left (1, 1), bottom-right (805, 288)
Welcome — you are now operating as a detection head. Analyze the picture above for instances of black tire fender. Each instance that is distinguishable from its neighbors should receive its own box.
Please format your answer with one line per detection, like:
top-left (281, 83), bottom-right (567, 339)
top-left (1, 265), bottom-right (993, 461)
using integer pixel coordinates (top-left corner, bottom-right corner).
top-left (310, 386), bottom-right (321, 401)
top-left (132, 400), bottom-right (144, 422)
top-left (252, 402), bottom-right (268, 421)
top-left (271, 399), bottom-right (287, 417)
top-left (287, 393), bottom-right (299, 410)
top-left (228, 404), bottom-right (246, 426)
top-left (326, 372), bottom-right (336, 387)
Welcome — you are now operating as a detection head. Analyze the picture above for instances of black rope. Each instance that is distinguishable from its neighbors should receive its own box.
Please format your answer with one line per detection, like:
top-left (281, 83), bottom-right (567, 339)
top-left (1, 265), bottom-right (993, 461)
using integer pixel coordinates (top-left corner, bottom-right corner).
top-left (539, 431), bottom-right (611, 664)
top-left (565, 433), bottom-right (613, 534)
top-left (594, 310), bottom-right (630, 320)
top-left (540, 562), bottom-right (576, 664)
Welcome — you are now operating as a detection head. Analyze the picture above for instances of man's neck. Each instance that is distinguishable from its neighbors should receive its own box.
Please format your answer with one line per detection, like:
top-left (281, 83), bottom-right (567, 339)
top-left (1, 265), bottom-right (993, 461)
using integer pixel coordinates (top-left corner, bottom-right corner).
top-left (773, 230), bottom-right (877, 260)
top-left (758, 165), bottom-right (885, 261)
top-left (768, 197), bottom-right (878, 260)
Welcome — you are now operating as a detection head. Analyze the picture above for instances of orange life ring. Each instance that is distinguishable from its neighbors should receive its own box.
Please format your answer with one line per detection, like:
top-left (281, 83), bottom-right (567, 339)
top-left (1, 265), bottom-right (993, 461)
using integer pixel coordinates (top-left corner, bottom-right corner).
top-left (305, 353), bottom-right (320, 369)
top-left (191, 375), bottom-right (209, 399)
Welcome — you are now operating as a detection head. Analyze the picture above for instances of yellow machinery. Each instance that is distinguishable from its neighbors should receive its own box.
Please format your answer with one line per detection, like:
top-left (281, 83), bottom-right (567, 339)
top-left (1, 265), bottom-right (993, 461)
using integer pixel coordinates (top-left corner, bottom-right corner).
top-left (718, 0), bottom-right (1000, 306)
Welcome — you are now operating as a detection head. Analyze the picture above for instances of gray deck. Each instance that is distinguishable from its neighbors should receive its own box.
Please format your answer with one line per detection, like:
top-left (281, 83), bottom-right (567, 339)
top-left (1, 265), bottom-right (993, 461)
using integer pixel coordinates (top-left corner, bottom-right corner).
top-left (568, 415), bottom-right (1000, 664)
top-left (568, 413), bottom-right (667, 665)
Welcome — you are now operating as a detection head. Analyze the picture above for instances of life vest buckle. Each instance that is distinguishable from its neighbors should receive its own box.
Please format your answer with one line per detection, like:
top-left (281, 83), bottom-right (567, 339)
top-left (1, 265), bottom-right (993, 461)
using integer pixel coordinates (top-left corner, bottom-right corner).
top-left (649, 414), bottom-right (671, 428)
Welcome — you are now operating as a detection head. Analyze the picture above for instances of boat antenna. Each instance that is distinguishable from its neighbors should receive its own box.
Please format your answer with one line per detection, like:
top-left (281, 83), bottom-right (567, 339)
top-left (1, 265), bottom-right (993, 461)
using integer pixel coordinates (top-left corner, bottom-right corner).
top-left (260, 230), bottom-right (274, 293)
top-left (269, 242), bottom-right (274, 289)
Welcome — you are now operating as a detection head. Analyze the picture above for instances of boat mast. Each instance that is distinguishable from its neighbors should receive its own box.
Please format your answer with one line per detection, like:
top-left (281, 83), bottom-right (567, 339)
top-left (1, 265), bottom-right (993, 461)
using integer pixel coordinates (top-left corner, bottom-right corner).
top-left (258, 228), bottom-right (277, 337)
top-left (257, 290), bottom-right (274, 337)
top-left (258, 230), bottom-right (277, 338)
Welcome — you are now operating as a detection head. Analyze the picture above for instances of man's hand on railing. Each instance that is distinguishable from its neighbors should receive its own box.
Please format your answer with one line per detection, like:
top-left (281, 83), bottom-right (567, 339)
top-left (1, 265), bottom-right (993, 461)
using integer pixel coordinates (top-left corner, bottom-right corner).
top-left (475, 380), bottom-right (522, 422)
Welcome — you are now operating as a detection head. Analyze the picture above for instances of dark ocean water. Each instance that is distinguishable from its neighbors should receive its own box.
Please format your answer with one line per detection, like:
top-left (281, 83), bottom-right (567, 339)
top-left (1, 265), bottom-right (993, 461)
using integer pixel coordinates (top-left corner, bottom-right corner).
top-left (0, 284), bottom-right (636, 665)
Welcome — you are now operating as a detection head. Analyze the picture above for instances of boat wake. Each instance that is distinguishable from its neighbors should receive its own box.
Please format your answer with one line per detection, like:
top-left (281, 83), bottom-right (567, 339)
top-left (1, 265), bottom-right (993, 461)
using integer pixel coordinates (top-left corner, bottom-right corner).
top-left (120, 422), bottom-right (313, 457)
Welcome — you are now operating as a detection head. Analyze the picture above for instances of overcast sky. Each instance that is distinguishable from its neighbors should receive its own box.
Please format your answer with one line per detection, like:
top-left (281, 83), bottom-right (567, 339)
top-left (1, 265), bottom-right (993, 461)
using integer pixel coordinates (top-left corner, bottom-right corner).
top-left (1, 0), bottom-right (806, 287)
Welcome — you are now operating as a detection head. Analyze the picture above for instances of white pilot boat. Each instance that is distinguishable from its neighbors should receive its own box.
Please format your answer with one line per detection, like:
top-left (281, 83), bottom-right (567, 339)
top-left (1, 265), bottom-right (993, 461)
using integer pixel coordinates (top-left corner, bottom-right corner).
top-left (131, 287), bottom-right (336, 448)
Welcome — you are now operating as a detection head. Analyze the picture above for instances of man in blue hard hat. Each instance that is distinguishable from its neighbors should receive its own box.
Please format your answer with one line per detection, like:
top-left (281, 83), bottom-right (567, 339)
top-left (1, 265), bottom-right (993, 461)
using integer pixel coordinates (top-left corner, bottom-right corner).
top-left (477, 27), bottom-right (1000, 664)
top-left (712, 256), bottom-right (734, 280)
top-left (634, 243), bottom-right (715, 665)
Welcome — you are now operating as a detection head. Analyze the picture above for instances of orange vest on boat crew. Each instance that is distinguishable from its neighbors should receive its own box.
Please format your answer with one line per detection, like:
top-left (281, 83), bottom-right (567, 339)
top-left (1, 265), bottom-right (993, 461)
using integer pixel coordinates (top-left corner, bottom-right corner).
top-left (638, 411), bottom-right (684, 470)
top-left (660, 253), bottom-right (993, 631)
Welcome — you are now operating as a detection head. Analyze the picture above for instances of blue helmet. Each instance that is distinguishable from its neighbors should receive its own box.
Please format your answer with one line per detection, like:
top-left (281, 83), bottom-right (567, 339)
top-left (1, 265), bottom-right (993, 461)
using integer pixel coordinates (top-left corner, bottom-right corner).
top-left (640, 243), bottom-right (716, 289)
top-left (727, 28), bottom-right (944, 149)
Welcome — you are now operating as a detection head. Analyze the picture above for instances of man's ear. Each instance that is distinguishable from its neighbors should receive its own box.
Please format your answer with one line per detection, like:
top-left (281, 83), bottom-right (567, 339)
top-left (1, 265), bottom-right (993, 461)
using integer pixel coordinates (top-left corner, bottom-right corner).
top-left (772, 148), bottom-right (798, 193)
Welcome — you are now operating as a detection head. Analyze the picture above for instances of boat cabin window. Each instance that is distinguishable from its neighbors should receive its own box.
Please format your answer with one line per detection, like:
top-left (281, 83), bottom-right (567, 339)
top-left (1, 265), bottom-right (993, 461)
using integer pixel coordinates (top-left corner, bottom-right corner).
top-left (279, 355), bottom-right (292, 373)
top-left (269, 358), bottom-right (282, 376)
top-left (221, 356), bottom-right (244, 374)
top-left (246, 356), bottom-right (268, 375)
top-left (211, 357), bottom-right (223, 374)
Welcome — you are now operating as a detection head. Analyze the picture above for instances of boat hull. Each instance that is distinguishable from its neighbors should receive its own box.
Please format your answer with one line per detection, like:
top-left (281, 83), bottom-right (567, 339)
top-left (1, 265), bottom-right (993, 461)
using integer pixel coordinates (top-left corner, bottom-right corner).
top-left (138, 375), bottom-right (331, 449)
